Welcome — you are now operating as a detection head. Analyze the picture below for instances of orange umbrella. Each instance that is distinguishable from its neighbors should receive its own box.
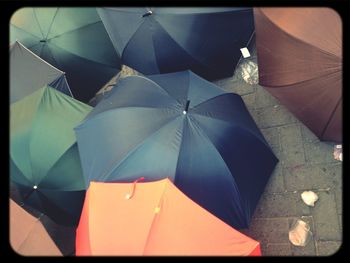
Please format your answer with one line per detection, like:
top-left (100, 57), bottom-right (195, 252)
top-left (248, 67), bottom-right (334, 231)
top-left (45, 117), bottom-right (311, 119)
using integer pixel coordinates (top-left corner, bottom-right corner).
top-left (10, 199), bottom-right (62, 256)
top-left (76, 178), bottom-right (261, 256)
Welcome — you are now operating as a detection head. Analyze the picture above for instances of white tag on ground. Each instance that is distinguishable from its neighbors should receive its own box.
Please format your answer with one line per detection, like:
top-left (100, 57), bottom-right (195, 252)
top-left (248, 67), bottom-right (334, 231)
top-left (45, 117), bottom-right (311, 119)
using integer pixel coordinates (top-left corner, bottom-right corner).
top-left (240, 47), bottom-right (251, 58)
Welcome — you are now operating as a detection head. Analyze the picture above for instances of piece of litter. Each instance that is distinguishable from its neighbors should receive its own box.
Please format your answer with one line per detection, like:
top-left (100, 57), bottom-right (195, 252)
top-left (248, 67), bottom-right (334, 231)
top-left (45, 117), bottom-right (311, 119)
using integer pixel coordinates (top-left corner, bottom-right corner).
top-left (301, 191), bottom-right (318, 207)
top-left (240, 47), bottom-right (251, 58)
top-left (239, 60), bottom-right (259, 85)
top-left (333, 144), bottom-right (342, 161)
top-left (274, 105), bottom-right (278, 108)
top-left (288, 219), bottom-right (312, 246)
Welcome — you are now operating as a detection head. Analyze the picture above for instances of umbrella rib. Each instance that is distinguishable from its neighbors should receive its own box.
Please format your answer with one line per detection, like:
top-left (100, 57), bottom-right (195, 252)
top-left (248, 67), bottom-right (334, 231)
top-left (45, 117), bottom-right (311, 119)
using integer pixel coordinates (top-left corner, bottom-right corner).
top-left (141, 180), bottom-right (169, 255)
top-left (191, 111), bottom-right (271, 150)
top-left (99, 115), bottom-right (181, 182)
top-left (10, 24), bottom-right (42, 41)
top-left (46, 40), bottom-right (119, 68)
top-left (16, 213), bottom-right (44, 252)
top-left (47, 20), bottom-right (102, 40)
top-left (320, 97), bottom-right (342, 139)
top-left (138, 75), bottom-right (183, 105)
top-left (258, 9), bottom-right (342, 60)
top-left (186, 116), bottom-right (248, 223)
top-left (153, 19), bottom-right (214, 71)
top-left (260, 68), bottom-right (341, 88)
top-left (43, 8), bottom-right (59, 40)
top-left (32, 8), bottom-right (45, 39)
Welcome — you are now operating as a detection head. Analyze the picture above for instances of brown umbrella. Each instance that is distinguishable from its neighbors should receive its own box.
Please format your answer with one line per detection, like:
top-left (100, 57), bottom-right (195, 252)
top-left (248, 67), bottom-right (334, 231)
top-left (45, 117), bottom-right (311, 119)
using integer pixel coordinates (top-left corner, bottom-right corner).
top-left (254, 8), bottom-right (342, 142)
top-left (10, 199), bottom-right (62, 256)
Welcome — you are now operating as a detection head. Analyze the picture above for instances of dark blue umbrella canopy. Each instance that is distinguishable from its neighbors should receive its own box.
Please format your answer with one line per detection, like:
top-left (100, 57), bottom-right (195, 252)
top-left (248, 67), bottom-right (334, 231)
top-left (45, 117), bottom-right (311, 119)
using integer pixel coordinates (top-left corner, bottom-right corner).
top-left (75, 71), bottom-right (278, 229)
top-left (10, 7), bottom-right (121, 103)
top-left (97, 7), bottom-right (255, 80)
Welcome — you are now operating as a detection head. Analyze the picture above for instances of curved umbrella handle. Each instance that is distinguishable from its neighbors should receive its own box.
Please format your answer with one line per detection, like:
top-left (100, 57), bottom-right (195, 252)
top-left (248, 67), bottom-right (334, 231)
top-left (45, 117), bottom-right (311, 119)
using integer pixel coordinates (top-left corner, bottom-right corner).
top-left (125, 177), bottom-right (145, 199)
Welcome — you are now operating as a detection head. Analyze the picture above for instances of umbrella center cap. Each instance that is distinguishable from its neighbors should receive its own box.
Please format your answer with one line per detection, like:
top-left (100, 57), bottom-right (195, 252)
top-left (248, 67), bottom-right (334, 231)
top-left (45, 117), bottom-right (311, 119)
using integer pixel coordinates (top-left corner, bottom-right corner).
top-left (39, 39), bottom-right (47, 43)
top-left (33, 185), bottom-right (38, 189)
top-left (183, 110), bottom-right (187, 115)
top-left (142, 10), bottom-right (153, 17)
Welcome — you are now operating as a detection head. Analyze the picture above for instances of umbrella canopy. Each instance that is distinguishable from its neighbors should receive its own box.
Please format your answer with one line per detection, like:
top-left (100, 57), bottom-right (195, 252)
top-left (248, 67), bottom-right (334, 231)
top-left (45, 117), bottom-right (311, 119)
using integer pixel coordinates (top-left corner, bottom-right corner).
top-left (10, 199), bottom-right (62, 256)
top-left (10, 85), bottom-right (92, 226)
top-left (10, 7), bottom-right (121, 102)
top-left (10, 40), bottom-right (72, 103)
top-left (97, 7), bottom-right (254, 80)
top-left (75, 70), bottom-right (278, 229)
top-left (254, 8), bottom-right (342, 142)
top-left (76, 179), bottom-right (261, 256)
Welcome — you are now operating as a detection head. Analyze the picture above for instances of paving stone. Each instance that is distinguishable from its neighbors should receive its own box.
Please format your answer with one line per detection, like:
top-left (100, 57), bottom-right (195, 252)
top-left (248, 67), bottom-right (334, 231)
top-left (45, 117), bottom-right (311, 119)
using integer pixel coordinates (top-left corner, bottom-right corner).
top-left (260, 127), bottom-right (280, 151)
top-left (328, 164), bottom-right (343, 215)
top-left (279, 124), bottom-right (306, 168)
top-left (304, 141), bottom-right (338, 165)
top-left (284, 164), bottom-right (334, 191)
top-left (243, 218), bottom-right (290, 244)
top-left (317, 241), bottom-right (342, 256)
top-left (300, 124), bottom-right (320, 144)
top-left (256, 105), bottom-right (298, 129)
top-left (254, 86), bottom-right (280, 109)
top-left (213, 77), bottom-right (256, 95)
top-left (253, 192), bottom-right (299, 218)
top-left (241, 93), bottom-right (256, 110)
top-left (288, 216), bottom-right (317, 256)
top-left (265, 243), bottom-right (292, 256)
top-left (311, 191), bottom-right (341, 241)
top-left (264, 163), bottom-right (285, 194)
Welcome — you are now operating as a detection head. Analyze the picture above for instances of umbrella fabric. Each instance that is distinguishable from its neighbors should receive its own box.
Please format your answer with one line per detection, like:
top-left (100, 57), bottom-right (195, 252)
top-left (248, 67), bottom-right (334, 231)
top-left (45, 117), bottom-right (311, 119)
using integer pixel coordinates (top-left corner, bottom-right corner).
top-left (75, 71), bottom-right (278, 229)
top-left (10, 7), bottom-right (121, 103)
top-left (10, 85), bottom-right (92, 226)
top-left (76, 179), bottom-right (261, 256)
top-left (97, 7), bottom-right (254, 80)
top-left (10, 41), bottom-right (72, 103)
top-left (10, 199), bottom-right (62, 256)
top-left (254, 8), bottom-right (342, 142)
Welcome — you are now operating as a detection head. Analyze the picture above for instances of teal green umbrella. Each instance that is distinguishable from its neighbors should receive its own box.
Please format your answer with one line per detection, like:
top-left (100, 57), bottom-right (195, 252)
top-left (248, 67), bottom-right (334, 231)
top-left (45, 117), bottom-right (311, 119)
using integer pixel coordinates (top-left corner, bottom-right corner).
top-left (10, 85), bottom-right (92, 226)
top-left (10, 7), bottom-right (121, 103)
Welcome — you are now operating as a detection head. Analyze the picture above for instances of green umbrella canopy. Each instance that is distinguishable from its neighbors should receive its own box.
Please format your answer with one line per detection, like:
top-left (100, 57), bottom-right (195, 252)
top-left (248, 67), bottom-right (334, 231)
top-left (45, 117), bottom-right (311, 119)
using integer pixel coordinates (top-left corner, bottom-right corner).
top-left (10, 85), bottom-right (92, 226)
top-left (10, 7), bottom-right (121, 103)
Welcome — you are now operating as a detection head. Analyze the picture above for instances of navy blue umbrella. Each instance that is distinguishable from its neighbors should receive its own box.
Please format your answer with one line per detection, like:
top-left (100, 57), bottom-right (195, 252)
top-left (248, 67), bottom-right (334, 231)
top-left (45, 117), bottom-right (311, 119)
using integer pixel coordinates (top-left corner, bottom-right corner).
top-left (97, 7), bottom-right (254, 80)
top-left (75, 70), bottom-right (278, 229)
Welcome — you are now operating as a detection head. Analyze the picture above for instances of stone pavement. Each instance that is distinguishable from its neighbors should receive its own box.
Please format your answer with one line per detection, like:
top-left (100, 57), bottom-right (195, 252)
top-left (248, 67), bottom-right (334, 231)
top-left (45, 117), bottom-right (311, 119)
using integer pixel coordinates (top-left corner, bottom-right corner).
top-left (212, 48), bottom-right (343, 256)
top-left (95, 46), bottom-right (342, 256)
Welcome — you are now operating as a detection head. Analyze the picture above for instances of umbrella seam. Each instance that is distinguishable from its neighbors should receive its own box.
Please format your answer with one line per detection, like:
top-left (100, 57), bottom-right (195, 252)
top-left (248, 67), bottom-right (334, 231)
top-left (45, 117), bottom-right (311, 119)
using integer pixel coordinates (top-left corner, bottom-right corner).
top-left (32, 8), bottom-right (46, 39)
top-left (186, 116), bottom-right (248, 226)
top-left (320, 97), bottom-right (342, 140)
top-left (152, 18), bottom-right (214, 71)
top-left (43, 8), bottom-right (59, 40)
top-left (259, 69), bottom-right (342, 88)
top-left (191, 112), bottom-right (272, 151)
top-left (14, 41), bottom-right (66, 74)
top-left (141, 179), bottom-right (169, 255)
top-left (44, 40), bottom-right (120, 69)
top-left (10, 24), bottom-right (42, 42)
top-left (97, 115), bottom-right (182, 182)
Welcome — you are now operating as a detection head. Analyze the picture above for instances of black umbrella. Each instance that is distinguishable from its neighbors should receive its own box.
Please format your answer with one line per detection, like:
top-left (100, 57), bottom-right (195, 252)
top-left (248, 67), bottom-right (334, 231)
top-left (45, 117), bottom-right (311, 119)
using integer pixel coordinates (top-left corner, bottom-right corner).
top-left (75, 70), bottom-right (278, 229)
top-left (98, 7), bottom-right (254, 80)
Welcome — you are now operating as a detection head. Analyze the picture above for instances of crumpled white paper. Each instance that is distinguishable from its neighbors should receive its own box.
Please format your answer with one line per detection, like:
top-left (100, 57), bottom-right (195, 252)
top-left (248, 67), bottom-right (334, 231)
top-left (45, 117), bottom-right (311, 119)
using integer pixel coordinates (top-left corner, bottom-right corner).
top-left (333, 144), bottom-right (342, 161)
top-left (289, 219), bottom-right (312, 246)
top-left (301, 191), bottom-right (319, 207)
top-left (239, 60), bottom-right (259, 85)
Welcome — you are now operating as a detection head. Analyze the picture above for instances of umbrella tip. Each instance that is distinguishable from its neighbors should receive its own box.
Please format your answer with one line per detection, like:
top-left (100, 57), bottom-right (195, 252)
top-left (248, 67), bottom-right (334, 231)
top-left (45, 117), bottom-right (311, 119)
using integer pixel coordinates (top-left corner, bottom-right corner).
top-left (183, 111), bottom-right (187, 115)
top-left (142, 10), bottom-right (153, 17)
top-left (33, 185), bottom-right (38, 189)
